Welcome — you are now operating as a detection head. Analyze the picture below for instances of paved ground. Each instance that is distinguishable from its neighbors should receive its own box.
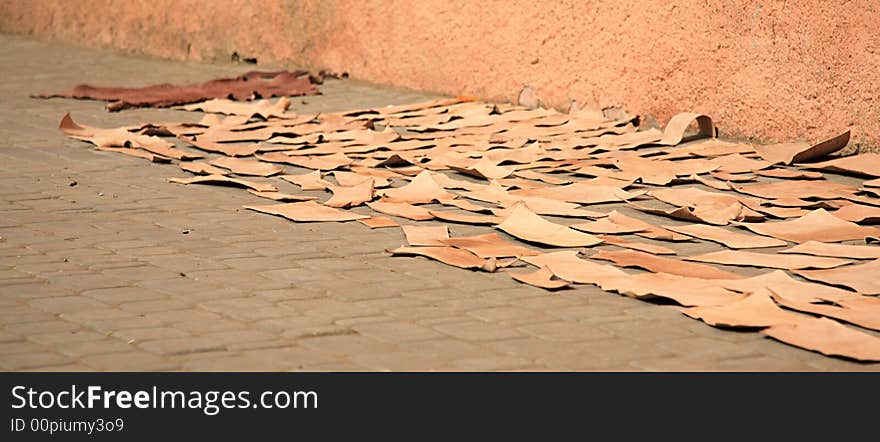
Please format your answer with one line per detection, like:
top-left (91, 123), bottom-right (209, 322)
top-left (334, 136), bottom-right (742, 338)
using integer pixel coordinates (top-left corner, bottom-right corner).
top-left (1, 34), bottom-right (877, 371)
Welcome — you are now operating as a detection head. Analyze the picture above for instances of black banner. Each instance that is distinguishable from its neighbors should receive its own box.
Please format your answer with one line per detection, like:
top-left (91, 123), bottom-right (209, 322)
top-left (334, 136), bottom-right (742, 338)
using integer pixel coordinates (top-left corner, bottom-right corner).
top-left (0, 372), bottom-right (871, 439)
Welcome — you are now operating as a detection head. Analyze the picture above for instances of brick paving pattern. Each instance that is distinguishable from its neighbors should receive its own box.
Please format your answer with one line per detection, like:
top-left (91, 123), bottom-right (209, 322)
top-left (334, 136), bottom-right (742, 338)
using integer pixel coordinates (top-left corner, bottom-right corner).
top-left (1, 35), bottom-right (877, 371)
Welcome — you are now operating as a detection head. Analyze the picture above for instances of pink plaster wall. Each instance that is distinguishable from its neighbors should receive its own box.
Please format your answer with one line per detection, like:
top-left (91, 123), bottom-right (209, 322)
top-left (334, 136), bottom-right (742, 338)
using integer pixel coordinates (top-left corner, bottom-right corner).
top-left (2, 0), bottom-right (878, 147)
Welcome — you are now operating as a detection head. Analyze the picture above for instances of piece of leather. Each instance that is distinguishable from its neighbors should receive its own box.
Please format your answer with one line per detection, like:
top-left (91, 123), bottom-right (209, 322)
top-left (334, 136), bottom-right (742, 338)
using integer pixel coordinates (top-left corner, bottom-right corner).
top-left (682, 290), bottom-right (803, 328)
top-left (39, 70), bottom-right (319, 111)
top-left (664, 224), bottom-right (787, 249)
top-left (390, 246), bottom-right (487, 270)
top-left (244, 201), bottom-right (369, 222)
top-left (795, 259), bottom-right (880, 295)
top-left (763, 317), bottom-right (880, 362)
top-left (510, 266), bottom-right (570, 289)
top-left (684, 250), bottom-right (852, 270)
top-left (590, 249), bottom-right (742, 280)
top-left (753, 131), bottom-right (850, 165)
top-left (805, 152), bottom-right (880, 177)
top-left (738, 209), bottom-right (880, 243)
top-left (401, 225), bottom-right (450, 246)
top-left (168, 174), bottom-right (277, 192)
top-left (779, 241), bottom-right (880, 259)
top-left (496, 203), bottom-right (603, 247)
top-left (440, 232), bottom-right (541, 258)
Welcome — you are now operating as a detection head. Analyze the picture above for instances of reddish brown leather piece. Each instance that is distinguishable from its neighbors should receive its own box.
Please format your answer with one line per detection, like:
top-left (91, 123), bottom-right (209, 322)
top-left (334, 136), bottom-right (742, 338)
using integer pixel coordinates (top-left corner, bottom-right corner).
top-left (38, 70), bottom-right (319, 111)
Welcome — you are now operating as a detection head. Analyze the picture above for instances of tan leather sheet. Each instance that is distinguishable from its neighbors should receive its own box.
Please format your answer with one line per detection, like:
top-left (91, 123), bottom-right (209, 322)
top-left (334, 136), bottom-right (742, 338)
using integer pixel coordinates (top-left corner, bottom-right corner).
top-left (710, 171), bottom-right (757, 182)
top-left (209, 157), bottom-right (283, 177)
top-left (832, 204), bottom-right (880, 223)
top-left (570, 217), bottom-right (647, 234)
top-left (510, 266), bottom-right (570, 289)
top-left (390, 246), bottom-right (487, 270)
top-left (380, 170), bottom-right (456, 204)
top-left (513, 170), bottom-right (572, 185)
top-left (333, 170), bottom-right (389, 188)
top-left (492, 198), bottom-right (604, 218)
top-left (657, 112), bottom-right (715, 146)
top-left (495, 204), bottom-right (603, 247)
top-left (750, 205), bottom-right (809, 219)
top-left (763, 317), bottom-right (880, 362)
top-left (629, 202), bottom-right (754, 226)
top-left (599, 210), bottom-right (693, 242)
top-left (357, 217), bottom-right (399, 229)
top-left (180, 161), bottom-right (227, 175)
top-left (755, 168), bottom-right (823, 180)
top-left (732, 180), bottom-right (857, 201)
top-left (753, 131), bottom-right (850, 165)
top-left (177, 97), bottom-right (292, 118)
top-left (720, 270), bottom-right (858, 304)
top-left (682, 290), bottom-right (802, 328)
top-left (596, 235), bottom-right (676, 255)
top-left (257, 152), bottom-right (354, 171)
top-left (691, 174), bottom-right (731, 191)
top-left (366, 200), bottom-right (434, 221)
top-left (767, 197), bottom-right (843, 209)
top-left (440, 198), bottom-right (493, 213)
top-left (737, 209), bottom-right (880, 243)
top-left (603, 156), bottom-right (720, 186)
top-left (655, 139), bottom-right (753, 159)
top-left (402, 225), bottom-right (450, 246)
top-left (324, 180), bottom-right (374, 208)
top-left (178, 136), bottom-right (260, 157)
top-left (648, 187), bottom-right (764, 225)
top-left (168, 174), bottom-right (277, 192)
top-left (684, 250), bottom-right (852, 270)
top-left (522, 251), bottom-right (627, 285)
top-left (246, 190), bottom-right (316, 202)
top-left (711, 153), bottom-right (773, 174)
top-left (60, 113), bottom-right (200, 160)
top-left (280, 171), bottom-right (331, 191)
top-left (508, 183), bottom-right (645, 205)
top-left (664, 224), bottom-right (787, 249)
top-left (96, 146), bottom-right (171, 163)
top-left (448, 158), bottom-right (517, 180)
top-left (770, 293), bottom-right (880, 332)
top-left (779, 241), bottom-right (880, 259)
top-left (590, 249), bottom-right (742, 280)
top-left (244, 201), bottom-right (369, 222)
top-left (440, 232), bottom-right (541, 258)
top-left (864, 178), bottom-right (880, 188)
top-left (428, 210), bottom-right (501, 225)
top-left (795, 259), bottom-right (880, 295)
top-left (806, 153), bottom-right (880, 177)
top-left (598, 272), bottom-right (744, 307)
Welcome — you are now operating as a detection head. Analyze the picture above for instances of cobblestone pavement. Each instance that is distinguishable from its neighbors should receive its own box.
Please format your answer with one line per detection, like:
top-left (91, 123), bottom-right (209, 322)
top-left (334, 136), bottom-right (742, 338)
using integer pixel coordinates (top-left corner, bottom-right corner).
top-left (1, 34), bottom-right (877, 371)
